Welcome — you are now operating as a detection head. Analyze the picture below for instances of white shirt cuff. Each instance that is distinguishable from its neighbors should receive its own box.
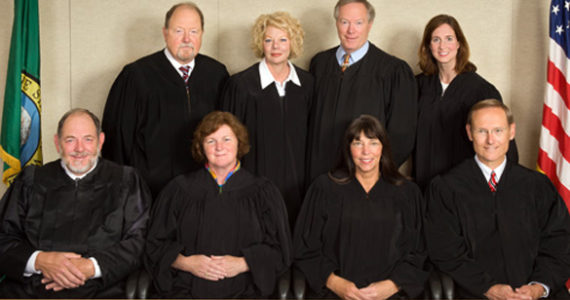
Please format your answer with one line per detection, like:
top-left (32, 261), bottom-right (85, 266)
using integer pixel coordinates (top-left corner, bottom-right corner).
top-left (89, 257), bottom-right (102, 279)
top-left (529, 281), bottom-right (550, 298)
top-left (23, 250), bottom-right (42, 277)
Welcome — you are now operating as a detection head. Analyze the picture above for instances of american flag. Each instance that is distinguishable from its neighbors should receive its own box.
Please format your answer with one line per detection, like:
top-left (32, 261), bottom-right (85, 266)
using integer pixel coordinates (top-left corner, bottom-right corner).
top-left (539, 0), bottom-right (570, 215)
top-left (540, 1), bottom-right (570, 290)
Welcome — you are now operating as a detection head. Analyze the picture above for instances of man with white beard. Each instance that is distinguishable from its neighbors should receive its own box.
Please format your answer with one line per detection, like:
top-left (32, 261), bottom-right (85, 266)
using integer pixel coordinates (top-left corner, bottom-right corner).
top-left (0, 108), bottom-right (151, 298)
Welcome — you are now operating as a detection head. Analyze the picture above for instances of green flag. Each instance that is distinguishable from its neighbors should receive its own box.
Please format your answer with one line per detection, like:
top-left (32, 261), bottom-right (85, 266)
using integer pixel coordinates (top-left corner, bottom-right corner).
top-left (0, 0), bottom-right (42, 185)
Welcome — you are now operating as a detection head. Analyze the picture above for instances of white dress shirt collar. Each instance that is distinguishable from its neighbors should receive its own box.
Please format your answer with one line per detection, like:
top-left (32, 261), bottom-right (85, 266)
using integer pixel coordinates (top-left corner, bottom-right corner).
top-left (259, 58), bottom-right (301, 97)
top-left (164, 48), bottom-right (196, 78)
top-left (474, 155), bottom-right (507, 183)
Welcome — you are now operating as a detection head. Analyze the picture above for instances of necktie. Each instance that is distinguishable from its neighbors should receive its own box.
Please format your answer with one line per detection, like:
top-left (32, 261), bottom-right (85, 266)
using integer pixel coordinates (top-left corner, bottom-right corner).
top-left (488, 171), bottom-right (497, 192)
top-left (341, 54), bottom-right (350, 72)
top-left (179, 65), bottom-right (190, 84)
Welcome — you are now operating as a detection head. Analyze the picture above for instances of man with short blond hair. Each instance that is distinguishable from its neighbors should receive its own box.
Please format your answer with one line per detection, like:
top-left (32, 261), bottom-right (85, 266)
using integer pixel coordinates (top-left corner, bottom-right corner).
top-left (426, 99), bottom-right (570, 300)
top-left (0, 108), bottom-right (151, 298)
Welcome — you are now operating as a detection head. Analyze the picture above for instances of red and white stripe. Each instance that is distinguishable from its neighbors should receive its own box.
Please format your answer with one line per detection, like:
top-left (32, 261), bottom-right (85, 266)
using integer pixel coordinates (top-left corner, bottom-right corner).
top-left (539, 38), bottom-right (570, 213)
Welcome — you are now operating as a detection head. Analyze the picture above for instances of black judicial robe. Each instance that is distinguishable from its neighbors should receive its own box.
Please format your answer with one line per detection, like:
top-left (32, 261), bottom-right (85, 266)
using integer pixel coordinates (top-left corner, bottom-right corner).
top-left (414, 72), bottom-right (519, 191)
top-left (144, 168), bottom-right (292, 298)
top-left (307, 43), bottom-right (417, 182)
top-left (294, 174), bottom-right (428, 298)
top-left (425, 159), bottom-right (570, 298)
top-left (0, 159), bottom-right (151, 298)
top-left (102, 50), bottom-right (229, 197)
top-left (220, 63), bottom-right (314, 227)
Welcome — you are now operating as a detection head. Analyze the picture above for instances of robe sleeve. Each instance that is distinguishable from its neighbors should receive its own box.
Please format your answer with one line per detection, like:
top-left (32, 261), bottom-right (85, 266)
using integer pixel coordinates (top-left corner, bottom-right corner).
top-left (0, 167), bottom-right (37, 281)
top-left (389, 182), bottom-right (429, 297)
top-left (219, 75), bottom-right (248, 121)
top-left (384, 61), bottom-right (417, 166)
top-left (308, 56), bottom-right (318, 74)
top-left (101, 66), bottom-right (145, 166)
top-left (425, 176), bottom-right (497, 296)
top-left (89, 168), bottom-right (151, 288)
top-left (293, 178), bottom-right (339, 294)
top-left (143, 182), bottom-right (187, 294)
top-left (528, 174), bottom-right (570, 293)
top-left (240, 181), bottom-right (293, 296)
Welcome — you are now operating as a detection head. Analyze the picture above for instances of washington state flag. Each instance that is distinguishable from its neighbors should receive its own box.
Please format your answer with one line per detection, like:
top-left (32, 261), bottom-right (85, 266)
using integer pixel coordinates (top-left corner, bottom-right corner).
top-left (0, 0), bottom-right (42, 185)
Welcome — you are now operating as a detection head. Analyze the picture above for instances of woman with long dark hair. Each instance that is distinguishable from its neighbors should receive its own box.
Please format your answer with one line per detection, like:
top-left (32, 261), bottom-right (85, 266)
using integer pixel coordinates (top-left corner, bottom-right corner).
top-left (414, 14), bottom-right (518, 191)
top-left (294, 115), bottom-right (428, 299)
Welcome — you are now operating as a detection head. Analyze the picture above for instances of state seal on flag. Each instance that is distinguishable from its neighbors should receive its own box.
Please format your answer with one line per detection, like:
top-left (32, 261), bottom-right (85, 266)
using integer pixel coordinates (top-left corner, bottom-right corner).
top-left (20, 72), bottom-right (42, 167)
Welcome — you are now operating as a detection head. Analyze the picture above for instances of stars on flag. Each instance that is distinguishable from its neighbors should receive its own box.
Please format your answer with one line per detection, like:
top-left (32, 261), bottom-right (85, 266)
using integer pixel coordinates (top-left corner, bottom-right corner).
top-left (553, 2), bottom-right (569, 35)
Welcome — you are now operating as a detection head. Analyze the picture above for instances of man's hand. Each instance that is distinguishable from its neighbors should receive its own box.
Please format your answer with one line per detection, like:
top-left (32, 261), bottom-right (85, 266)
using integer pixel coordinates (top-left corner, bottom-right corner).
top-left (42, 257), bottom-right (95, 291)
top-left (69, 257), bottom-right (95, 279)
top-left (326, 273), bottom-right (367, 300)
top-left (210, 255), bottom-right (248, 278)
top-left (171, 254), bottom-right (226, 281)
top-left (42, 280), bottom-right (65, 292)
top-left (514, 284), bottom-right (545, 300)
top-left (35, 251), bottom-right (86, 290)
top-left (485, 284), bottom-right (519, 300)
top-left (359, 279), bottom-right (399, 300)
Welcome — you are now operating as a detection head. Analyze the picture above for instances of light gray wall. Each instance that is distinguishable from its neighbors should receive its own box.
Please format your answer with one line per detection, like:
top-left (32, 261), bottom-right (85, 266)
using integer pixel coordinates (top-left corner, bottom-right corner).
top-left (0, 1), bottom-right (550, 193)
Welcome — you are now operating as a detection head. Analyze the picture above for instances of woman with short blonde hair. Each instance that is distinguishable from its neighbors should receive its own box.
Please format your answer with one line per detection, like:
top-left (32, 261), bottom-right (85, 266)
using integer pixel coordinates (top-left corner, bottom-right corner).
top-left (220, 11), bottom-right (314, 229)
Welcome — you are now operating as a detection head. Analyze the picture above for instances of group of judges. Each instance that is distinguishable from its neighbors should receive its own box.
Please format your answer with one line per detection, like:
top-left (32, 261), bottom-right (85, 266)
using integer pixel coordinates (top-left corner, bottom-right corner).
top-left (0, 0), bottom-right (569, 299)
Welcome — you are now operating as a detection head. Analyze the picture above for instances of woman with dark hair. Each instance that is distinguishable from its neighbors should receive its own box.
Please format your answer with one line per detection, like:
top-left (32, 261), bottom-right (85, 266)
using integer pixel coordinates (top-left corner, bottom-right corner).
top-left (144, 111), bottom-right (292, 298)
top-left (220, 11), bottom-right (313, 229)
top-left (414, 14), bottom-right (518, 191)
top-left (294, 115), bottom-right (428, 299)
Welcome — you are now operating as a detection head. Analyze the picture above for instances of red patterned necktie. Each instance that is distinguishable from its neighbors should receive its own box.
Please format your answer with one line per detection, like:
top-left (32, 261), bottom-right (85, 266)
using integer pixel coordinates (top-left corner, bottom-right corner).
top-left (179, 65), bottom-right (190, 83)
top-left (488, 171), bottom-right (497, 192)
top-left (341, 54), bottom-right (351, 72)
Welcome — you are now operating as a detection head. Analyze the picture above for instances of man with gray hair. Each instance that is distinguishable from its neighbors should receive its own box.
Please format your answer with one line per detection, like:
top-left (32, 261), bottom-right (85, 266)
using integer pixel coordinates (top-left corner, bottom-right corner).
top-left (306, 0), bottom-right (417, 182)
top-left (0, 108), bottom-right (151, 298)
top-left (102, 2), bottom-right (229, 197)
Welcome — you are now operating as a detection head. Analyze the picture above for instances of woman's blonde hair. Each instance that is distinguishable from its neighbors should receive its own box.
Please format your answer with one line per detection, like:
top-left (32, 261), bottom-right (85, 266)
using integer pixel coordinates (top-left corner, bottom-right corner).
top-left (251, 11), bottom-right (304, 59)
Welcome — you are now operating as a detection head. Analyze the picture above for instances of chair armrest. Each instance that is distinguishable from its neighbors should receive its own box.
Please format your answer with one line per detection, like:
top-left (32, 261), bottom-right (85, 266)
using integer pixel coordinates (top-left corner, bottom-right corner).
top-left (138, 269), bottom-right (152, 299)
top-left (277, 269), bottom-right (291, 299)
top-left (293, 268), bottom-right (306, 300)
top-left (440, 272), bottom-right (454, 300)
top-left (125, 269), bottom-right (139, 299)
top-left (428, 271), bottom-right (442, 300)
